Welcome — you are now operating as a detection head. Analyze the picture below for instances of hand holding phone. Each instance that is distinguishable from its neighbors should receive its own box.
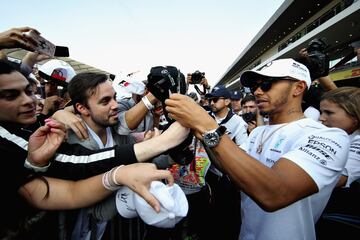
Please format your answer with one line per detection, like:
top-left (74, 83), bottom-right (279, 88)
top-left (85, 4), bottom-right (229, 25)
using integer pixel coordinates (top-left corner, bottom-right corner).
top-left (24, 30), bottom-right (56, 57)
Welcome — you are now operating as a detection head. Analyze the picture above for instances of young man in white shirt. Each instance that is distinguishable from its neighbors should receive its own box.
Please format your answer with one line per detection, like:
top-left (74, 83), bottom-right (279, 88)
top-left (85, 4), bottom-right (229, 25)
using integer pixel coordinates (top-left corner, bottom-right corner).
top-left (165, 58), bottom-right (350, 240)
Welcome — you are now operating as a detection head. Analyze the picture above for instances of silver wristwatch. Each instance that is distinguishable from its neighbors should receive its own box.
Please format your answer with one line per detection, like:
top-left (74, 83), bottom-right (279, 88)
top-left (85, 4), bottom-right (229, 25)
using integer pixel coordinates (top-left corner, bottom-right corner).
top-left (202, 126), bottom-right (227, 148)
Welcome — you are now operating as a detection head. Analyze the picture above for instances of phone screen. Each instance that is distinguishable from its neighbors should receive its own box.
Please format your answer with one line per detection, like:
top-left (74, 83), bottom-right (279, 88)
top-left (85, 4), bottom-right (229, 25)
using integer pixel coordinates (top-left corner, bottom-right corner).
top-left (26, 30), bottom-right (56, 56)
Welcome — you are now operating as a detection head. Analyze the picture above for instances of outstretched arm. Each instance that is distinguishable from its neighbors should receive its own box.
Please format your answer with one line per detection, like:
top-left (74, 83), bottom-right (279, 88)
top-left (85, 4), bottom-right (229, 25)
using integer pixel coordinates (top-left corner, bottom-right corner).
top-left (19, 162), bottom-right (173, 212)
top-left (134, 121), bottom-right (189, 162)
top-left (165, 94), bottom-right (324, 211)
top-left (21, 51), bottom-right (50, 70)
top-left (124, 92), bottom-right (158, 130)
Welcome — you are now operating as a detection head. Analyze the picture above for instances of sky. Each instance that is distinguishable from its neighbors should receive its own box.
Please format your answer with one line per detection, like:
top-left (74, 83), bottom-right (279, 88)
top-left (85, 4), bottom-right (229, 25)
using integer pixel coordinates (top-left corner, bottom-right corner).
top-left (2, 0), bottom-right (284, 87)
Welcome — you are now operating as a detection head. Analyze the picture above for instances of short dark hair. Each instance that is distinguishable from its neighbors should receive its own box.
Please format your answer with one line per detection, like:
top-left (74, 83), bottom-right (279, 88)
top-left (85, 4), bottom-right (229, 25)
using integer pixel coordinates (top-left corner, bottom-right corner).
top-left (0, 59), bottom-right (20, 75)
top-left (241, 94), bottom-right (256, 107)
top-left (68, 72), bottom-right (109, 112)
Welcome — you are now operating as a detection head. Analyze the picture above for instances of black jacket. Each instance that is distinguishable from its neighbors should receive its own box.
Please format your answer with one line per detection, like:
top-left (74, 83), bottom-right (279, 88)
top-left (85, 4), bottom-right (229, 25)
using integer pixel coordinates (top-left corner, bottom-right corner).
top-left (0, 121), bottom-right (137, 239)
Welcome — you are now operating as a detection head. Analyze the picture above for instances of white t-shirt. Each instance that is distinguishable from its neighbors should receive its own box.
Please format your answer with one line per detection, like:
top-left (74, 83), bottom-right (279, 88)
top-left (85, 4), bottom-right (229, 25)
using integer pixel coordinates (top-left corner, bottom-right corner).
top-left (239, 118), bottom-right (349, 240)
top-left (86, 124), bottom-right (114, 149)
top-left (304, 106), bottom-right (320, 121)
top-left (342, 129), bottom-right (360, 187)
top-left (214, 112), bottom-right (248, 146)
top-left (212, 112), bottom-right (248, 176)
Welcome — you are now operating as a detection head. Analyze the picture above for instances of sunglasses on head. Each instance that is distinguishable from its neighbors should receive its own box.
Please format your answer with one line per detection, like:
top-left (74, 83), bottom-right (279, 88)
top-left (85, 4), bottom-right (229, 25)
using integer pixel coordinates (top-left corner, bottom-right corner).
top-left (209, 97), bottom-right (226, 103)
top-left (249, 77), bottom-right (296, 93)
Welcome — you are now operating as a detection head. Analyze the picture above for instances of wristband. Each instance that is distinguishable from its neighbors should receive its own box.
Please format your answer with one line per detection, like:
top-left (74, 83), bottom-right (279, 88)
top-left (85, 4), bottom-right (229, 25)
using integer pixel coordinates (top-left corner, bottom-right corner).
top-left (102, 170), bottom-right (121, 191)
top-left (24, 159), bottom-right (51, 172)
top-left (112, 165), bottom-right (124, 186)
top-left (142, 96), bottom-right (154, 111)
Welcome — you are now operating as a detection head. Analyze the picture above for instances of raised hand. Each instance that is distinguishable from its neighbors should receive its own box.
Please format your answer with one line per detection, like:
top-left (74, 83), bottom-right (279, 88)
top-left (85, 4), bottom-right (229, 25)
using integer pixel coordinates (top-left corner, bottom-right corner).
top-left (165, 94), bottom-right (217, 138)
top-left (0, 27), bottom-right (39, 51)
top-left (27, 119), bottom-right (66, 167)
top-left (22, 51), bottom-right (51, 68)
top-left (51, 109), bottom-right (89, 141)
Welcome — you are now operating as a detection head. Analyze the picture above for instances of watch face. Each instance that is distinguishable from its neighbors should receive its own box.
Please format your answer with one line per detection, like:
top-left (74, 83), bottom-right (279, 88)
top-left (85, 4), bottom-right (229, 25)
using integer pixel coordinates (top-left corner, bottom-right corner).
top-left (204, 132), bottom-right (219, 148)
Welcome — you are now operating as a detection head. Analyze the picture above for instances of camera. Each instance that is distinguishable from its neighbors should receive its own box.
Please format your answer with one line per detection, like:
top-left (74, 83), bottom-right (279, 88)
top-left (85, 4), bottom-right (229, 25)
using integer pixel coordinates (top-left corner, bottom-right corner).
top-left (242, 112), bottom-right (257, 123)
top-left (307, 37), bottom-right (327, 53)
top-left (297, 37), bottom-right (329, 80)
top-left (146, 66), bottom-right (194, 165)
top-left (146, 66), bottom-right (187, 103)
top-left (191, 70), bottom-right (205, 84)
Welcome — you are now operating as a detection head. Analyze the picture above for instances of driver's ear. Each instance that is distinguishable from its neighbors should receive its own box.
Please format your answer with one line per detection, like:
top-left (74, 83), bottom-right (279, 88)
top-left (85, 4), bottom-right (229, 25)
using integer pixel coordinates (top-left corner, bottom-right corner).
top-left (293, 81), bottom-right (307, 97)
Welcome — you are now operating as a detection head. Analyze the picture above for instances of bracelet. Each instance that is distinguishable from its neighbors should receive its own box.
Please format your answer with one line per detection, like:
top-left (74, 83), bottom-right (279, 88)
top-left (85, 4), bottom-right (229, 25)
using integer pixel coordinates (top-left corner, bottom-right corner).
top-left (24, 159), bottom-right (51, 172)
top-left (112, 165), bottom-right (124, 186)
top-left (142, 96), bottom-right (154, 111)
top-left (102, 170), bottom-right (121, 191)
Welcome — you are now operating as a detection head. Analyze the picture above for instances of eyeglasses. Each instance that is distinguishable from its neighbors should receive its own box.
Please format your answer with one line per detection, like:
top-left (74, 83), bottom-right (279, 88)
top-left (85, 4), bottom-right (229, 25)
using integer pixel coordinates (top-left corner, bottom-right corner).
top-left (209, 97), bottom-right (226, 103)
top-left (249, 77), bottom-right (297, 93)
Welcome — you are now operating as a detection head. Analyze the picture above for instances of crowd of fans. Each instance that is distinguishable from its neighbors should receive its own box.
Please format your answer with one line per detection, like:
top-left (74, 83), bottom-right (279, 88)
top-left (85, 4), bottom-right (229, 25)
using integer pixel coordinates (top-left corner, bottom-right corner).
top-left (0, 26), bottom-right (359, 240)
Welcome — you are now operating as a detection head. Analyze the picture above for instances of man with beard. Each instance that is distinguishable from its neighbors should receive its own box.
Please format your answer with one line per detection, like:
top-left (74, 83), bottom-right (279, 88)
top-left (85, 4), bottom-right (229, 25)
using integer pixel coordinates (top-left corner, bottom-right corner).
top-left (64, 72), bottom-right (136, 239)
top-left (66, 72), bottom-right (134, 148)
top-left (165, 58), bottom-right (350, 240)
top-left (206, 85), bottom-right (247, 146)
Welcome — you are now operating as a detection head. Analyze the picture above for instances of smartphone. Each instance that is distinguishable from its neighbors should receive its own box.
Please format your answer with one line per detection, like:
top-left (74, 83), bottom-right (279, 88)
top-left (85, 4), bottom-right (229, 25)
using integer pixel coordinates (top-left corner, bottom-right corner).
top-left (54, 46), bottom-right (69, 57)
top-left (25, 30), bottom-right (56, 57)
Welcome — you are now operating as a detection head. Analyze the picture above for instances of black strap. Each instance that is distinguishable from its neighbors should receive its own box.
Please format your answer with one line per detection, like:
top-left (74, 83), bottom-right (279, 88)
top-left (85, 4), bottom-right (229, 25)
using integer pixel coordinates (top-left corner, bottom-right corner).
top-left (210, 110), bottom-right (234, 125)
top-left (194, 84), bottom-right (207, 95)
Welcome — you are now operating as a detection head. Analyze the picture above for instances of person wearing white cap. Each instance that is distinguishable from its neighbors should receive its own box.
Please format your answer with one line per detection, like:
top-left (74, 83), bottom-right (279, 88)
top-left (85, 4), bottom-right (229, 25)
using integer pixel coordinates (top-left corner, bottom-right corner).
top-left (165, 58), bottom-right (350, 240)
top-left (36, 59), bottom-right (76, 116)
top-left (38, 59), bottom-right (76, 87)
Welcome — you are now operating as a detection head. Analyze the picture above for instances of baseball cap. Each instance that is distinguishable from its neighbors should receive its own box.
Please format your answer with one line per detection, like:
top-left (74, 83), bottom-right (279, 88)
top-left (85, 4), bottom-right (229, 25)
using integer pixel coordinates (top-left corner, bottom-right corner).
top-left (230, 91), bottom-right (243, 100)
top-left (116, 181), bottom-right (188, 228)
top-left (205, 85), bottom-right (231, 98)
top-left (113, 78), bottom-right (146, 101)
top-left (240, 58), bottom-right (312, 89)
top-left (38, 59), bottom-right (76, 86)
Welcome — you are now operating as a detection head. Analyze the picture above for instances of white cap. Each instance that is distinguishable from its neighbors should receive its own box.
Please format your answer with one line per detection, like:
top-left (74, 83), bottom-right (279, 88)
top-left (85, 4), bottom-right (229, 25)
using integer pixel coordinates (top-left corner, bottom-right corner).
top-left (115, 181), bottom-right (188, 228)
top-left (240, 58), bottom-right (312, 89)
top-left (38, 59), bottom-right (76, 85)
top-left (115, 186), bottom-right (138, 218)
top-left (113, 77), bottom-right (146, 101)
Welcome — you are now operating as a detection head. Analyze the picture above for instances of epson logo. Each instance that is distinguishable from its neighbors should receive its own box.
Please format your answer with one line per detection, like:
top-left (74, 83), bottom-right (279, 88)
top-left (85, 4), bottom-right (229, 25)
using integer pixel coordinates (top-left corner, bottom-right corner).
top-left (308, 140), bottom-right (337, 155)
top-left (305, 144), bottom-right (333, 160)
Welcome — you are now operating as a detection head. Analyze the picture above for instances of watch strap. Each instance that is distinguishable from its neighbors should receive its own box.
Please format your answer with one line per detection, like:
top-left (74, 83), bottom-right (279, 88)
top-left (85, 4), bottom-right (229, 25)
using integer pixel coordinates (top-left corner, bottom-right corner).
top-left (215, 125), bottom-right (227, 137)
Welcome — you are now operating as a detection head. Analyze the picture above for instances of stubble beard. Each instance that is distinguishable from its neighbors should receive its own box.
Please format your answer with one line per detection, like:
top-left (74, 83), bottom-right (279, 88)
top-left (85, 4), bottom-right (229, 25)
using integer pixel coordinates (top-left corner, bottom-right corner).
top-left (260, 84), bottom-right (292, 117)
top-left (92, 115), bottom-right (118, 129)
